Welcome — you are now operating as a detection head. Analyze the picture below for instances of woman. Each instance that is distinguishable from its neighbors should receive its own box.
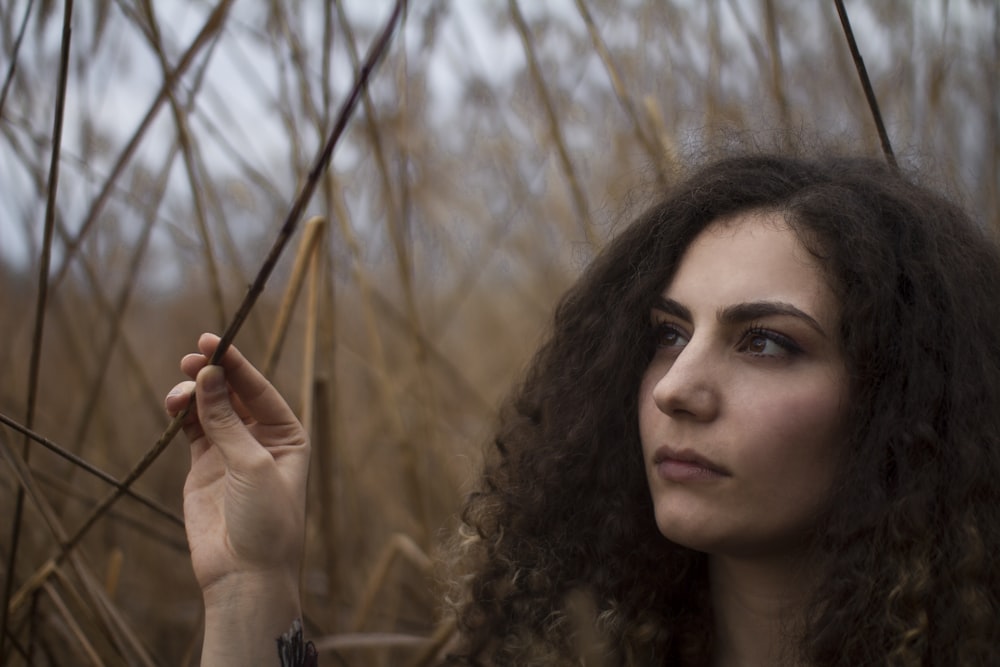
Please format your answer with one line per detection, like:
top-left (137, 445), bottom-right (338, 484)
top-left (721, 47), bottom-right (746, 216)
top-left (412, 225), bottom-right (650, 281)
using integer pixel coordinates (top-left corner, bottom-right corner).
top-left (166, 154), bottom-right (1000, 665)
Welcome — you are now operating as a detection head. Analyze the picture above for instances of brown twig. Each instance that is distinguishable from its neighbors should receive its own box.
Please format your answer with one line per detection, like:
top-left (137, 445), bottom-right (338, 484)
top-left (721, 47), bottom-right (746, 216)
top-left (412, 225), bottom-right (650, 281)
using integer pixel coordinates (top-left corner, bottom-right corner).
top-left (0, 411), bottom-right (184, 527)
top-left (833, 0), bottom-right (897, 167)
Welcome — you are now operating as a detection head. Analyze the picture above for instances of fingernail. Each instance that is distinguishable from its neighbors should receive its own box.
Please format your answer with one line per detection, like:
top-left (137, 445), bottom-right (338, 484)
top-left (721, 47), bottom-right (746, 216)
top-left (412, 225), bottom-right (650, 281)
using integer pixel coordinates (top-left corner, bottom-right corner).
top-left (201, 366), bottom-right (225, 393)
top-left (167, 386), bottom-right (186, 398)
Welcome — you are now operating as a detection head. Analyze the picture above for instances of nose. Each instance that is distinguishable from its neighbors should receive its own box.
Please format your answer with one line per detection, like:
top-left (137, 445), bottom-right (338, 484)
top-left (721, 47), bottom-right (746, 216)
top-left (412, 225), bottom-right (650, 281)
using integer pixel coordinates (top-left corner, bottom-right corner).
top-left (649, 341), bottom-right (720, 422)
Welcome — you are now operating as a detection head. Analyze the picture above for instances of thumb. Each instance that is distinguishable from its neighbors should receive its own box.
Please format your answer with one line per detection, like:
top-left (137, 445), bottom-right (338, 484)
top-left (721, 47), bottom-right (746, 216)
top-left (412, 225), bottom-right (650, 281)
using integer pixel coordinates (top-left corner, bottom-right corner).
top-left (195, 365), bottom-right (257, 465)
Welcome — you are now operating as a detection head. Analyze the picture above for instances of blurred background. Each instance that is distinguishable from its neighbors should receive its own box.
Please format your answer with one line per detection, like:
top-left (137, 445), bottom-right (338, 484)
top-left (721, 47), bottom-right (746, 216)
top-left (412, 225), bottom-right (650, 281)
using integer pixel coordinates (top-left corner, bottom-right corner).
top-left (1, 0), bottom-right (997, 664)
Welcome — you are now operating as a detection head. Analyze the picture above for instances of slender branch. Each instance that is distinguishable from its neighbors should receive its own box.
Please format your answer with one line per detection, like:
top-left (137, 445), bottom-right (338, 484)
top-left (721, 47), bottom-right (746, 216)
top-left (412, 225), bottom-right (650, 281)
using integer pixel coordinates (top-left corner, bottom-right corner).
top-left (833, 0), bottom-right (897, 166)
top-left (0, 411), bottom-right (184, 527)
top-left (1, 0), bottom-right (73, 656)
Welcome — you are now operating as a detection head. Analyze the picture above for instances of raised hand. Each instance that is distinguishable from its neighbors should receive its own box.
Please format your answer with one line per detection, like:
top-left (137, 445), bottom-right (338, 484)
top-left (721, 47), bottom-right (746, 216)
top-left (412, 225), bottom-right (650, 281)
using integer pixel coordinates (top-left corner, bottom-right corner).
top-left (165, 333), bottom-right (309, 664)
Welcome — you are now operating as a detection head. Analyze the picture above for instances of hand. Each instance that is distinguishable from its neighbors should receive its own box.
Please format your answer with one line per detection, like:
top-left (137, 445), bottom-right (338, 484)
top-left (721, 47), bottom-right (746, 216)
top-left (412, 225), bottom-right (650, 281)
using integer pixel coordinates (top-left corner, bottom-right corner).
top-left (165, 333), bottom-right (308, 662)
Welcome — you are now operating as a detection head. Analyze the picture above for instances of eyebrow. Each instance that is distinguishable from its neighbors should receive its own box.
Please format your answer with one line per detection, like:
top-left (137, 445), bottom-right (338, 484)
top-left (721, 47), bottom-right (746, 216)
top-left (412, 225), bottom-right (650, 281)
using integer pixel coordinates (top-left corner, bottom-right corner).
top-left (653, 297), bottom-right (828, 338)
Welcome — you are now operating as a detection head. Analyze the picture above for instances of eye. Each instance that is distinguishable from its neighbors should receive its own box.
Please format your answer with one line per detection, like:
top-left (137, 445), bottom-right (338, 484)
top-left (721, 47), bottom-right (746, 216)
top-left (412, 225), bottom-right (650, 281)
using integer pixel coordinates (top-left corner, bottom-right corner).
top-left (736, 327), bottom-right (801, 358)
top-left (652, 322), bottom-right (690, 351)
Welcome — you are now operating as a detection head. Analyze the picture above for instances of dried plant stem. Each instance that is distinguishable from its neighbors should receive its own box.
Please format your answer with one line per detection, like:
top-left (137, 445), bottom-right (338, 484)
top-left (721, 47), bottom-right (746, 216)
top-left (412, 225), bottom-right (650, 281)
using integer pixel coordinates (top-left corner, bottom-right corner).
top-left (5, 0), bottom-right (407, 617)
top-left (0, 411), bottom-right (184, 526)
top-left (50, 0), bottom-right (236, 290)
top-left (349, 533), bottom-right (432, 633)
top-left (299, 221), bottom-right (325, 429)
top-left (0, 431), bottom-right (155, 666)
top-left (263, 216), bottom-right (326, 378)
top-left (60, 146), bottom-right (176, 491)
top-left (834, 0), bottom-right (897, 167)
top-left (642, 96), bottom-right (680, 174)
top-left (508, 0), bottom-right (598, 248)
top-left (139, 0), bottom-right (229, 329)
top-left (573, 0), bottom-right (670, 187)
top-left (311, 376), bottom-right (340, 630)
top-left (41, 581), bottom-right (105, 667)
top-left (0, 0), bottom-right (34, 118)
top-left (2, 0), bottom-right (73, 655)
top-left (762, 0), bottom-right (791, 139)
top-left (335, 0), bottom-right (434, 548)
top-left (406, 617), bottom-right (458, 667)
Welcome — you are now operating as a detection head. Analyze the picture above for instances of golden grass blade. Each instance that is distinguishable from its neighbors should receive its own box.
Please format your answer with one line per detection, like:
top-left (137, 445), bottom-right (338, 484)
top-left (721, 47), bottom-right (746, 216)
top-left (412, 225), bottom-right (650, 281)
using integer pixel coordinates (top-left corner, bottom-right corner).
top-left (299, 219), bottom-right (325, 428)
top-left (833, 0), bottom-right (897, 167)
top-left (263, 216), bottom-right (326, 378)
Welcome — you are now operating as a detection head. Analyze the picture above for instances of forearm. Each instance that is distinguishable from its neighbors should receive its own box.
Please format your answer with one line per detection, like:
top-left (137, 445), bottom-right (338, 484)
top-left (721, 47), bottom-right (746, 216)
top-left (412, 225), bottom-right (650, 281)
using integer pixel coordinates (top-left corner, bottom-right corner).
top-left (200, 573), bottom-right (302, 666)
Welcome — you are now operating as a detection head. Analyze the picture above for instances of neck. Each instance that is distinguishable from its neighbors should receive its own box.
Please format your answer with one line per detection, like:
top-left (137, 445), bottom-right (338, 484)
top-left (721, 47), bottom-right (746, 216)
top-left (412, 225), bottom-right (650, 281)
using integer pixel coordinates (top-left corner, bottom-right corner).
top-left (709, 553), bottom-right (814, 667)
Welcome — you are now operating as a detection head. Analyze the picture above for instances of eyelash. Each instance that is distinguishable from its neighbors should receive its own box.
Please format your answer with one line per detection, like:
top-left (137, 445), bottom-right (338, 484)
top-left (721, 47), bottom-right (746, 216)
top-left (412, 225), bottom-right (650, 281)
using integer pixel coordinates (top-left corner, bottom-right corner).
top-left (736, 323), bottom-right (803, 357)
top-left (649, 321), bottom-right (803, 357)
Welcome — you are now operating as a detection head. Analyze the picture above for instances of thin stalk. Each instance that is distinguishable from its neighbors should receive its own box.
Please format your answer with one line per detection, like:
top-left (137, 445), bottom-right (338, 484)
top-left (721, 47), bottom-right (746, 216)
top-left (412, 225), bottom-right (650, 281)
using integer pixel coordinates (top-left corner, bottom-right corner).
top-left (263, 216), bottom-right (326, 378)
top-left (2, 0), bottom-right (73, 656)
top-left (299, 221), bottom-right (324, 429)
top-left (0, 411), bottom-right (184, 526)
top-left (762, 0), bottom-right (791, 139)
top-left (6, 0), bottom-right (408, 611)
top-left (49, 0), bottom-right (236, 290)
top-left (508, 0), bottom-right (598, 248)
top-left (335, 0), bottom-right (433, 548)
top-left (41, 582), bottom-right (105, 667)
top-left (572, 0), bottom-right (669, 187)
top-left (833, 0), bottom-right (897, 166)
top-left (0, 0), bottom-right (35, 118)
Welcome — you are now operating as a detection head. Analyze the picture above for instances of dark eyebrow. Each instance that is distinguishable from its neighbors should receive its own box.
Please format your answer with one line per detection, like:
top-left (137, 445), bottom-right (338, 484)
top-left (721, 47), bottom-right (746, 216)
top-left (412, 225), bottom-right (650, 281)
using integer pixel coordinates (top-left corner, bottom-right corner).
top-left (652, 297), bottom-right (693, 323)
top-left (653, 297), bottom-right (827, 338)
top-left (718, 301), bottom-right (827, 337)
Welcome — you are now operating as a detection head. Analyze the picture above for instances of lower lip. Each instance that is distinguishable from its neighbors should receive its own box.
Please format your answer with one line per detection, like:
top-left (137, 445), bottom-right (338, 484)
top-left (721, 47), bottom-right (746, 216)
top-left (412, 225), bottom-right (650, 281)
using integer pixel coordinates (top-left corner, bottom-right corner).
top-left (656, 459), bottom-right (727, 482)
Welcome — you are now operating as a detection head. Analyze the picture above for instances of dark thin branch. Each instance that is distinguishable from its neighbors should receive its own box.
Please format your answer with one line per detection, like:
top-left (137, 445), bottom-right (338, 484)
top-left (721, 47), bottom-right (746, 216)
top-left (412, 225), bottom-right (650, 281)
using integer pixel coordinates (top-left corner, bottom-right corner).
top-left (0, 412), bottom-right (184, 527)
top-left (1, 0), bottom-right (73, 657)
top-left (834, 0), bottom-right (897, 167)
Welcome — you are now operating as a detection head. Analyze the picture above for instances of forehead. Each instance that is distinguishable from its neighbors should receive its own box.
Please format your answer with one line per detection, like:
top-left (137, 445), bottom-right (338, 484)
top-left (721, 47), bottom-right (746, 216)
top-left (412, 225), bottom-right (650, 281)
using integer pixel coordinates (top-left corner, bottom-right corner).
top-left (666, 211), bottom-right (837, 320)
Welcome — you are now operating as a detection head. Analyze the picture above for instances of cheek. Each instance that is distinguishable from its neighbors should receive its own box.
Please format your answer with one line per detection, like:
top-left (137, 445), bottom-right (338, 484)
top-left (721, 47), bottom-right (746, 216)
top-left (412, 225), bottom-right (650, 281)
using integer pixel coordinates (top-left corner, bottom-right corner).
top-left (739, 375), bottom-right (846, 485)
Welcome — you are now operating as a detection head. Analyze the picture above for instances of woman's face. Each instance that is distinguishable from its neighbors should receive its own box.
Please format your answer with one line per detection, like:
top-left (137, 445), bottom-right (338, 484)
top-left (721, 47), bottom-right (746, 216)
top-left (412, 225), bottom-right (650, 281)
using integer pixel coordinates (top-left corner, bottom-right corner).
top-left (639, 211), bottom-right (848, 559)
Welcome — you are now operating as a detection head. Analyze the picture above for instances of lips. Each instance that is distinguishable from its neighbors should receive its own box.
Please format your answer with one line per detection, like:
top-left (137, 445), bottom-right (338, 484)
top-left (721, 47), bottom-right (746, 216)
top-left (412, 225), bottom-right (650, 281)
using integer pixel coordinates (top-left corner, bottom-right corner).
top-left (652, 446), bottom-right (729, 481)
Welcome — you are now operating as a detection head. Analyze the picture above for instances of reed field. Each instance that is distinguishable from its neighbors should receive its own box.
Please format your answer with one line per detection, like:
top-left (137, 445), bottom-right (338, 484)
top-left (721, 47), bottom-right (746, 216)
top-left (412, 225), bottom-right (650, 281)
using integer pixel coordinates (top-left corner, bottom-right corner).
top-left (0, 0), bottom-right (996, 664)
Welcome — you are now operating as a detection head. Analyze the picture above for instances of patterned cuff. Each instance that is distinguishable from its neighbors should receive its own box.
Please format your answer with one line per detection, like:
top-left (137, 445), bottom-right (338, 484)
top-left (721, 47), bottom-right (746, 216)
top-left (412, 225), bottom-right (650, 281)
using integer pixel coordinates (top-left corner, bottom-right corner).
top-left (276, 618), bottom-right (318, 667)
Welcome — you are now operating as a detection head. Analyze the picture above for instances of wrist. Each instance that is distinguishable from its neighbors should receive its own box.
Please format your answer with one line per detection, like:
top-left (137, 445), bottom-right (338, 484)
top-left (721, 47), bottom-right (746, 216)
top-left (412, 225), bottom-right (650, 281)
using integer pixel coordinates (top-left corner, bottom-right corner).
top-left (201, 572), bottom-right (302, 666)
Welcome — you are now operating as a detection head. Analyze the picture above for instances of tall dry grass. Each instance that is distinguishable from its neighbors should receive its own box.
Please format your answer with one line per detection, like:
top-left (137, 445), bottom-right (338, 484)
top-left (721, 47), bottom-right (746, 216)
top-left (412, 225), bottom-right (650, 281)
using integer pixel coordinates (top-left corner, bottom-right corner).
top-left (0, 0), bottom-right (997, 664)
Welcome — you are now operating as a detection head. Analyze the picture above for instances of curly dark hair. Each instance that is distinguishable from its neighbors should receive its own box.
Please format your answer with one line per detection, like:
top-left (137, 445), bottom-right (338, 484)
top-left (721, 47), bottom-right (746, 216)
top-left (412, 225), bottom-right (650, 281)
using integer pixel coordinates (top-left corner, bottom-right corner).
top-left (443, 153), bottom-right (1000, 666)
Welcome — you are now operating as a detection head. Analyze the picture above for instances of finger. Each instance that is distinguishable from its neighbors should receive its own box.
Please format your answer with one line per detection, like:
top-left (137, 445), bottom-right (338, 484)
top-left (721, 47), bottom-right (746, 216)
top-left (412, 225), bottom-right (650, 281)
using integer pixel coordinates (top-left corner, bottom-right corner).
top-left (164, 380), bottom-right (196, 416)
top-left (180, 352), bottom-right (209, 380)
top-left (196, 333), bottom-right (300, 428)
top-left (194, 364), bottom-right (266, 467)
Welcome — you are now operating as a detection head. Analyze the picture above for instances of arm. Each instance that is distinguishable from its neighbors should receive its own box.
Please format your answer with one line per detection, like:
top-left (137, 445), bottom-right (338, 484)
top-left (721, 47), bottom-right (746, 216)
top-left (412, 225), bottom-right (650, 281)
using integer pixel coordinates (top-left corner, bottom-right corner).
top-left (165, 333), bottom-right (310, 665)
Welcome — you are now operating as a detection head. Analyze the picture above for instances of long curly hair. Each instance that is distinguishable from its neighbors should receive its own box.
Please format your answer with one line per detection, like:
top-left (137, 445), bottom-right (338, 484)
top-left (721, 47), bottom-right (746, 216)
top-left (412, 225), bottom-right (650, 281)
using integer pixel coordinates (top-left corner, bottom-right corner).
top-left (443, 154), bottom-right (1000, 666)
